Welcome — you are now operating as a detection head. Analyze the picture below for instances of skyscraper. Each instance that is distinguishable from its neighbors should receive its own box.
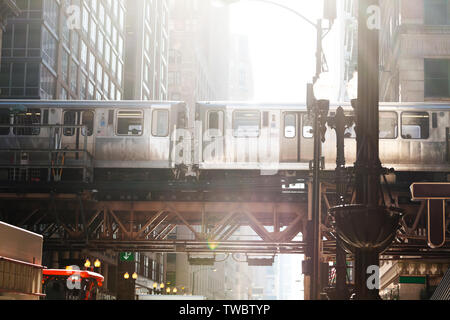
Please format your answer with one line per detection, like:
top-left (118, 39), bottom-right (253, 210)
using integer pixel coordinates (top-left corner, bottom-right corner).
top-left (0, 0), bottom-right (126, 100)
top-left (168, 0), bottom-right (230, 125)
top-left (228, 34), bottom-right (254, 101)
top-left (124, 0), bottom-right (169, 100)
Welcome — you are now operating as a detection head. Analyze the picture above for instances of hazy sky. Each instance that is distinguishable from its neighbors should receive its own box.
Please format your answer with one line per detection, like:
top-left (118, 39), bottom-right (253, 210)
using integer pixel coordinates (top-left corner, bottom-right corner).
top-left (229, 0), bottom-right (341, 102)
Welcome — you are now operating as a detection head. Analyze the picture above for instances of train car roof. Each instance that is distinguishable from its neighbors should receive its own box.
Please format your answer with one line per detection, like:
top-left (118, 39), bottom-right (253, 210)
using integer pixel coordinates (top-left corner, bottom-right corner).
top-left (0, 100), bottom-right (185, 109)
top-left (197, 101), bottom-right (450, 110)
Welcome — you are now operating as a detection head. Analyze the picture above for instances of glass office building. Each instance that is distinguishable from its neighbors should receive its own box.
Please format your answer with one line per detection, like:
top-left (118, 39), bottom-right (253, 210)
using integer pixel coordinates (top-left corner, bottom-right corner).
top-left (0, 0), bottom-right (126, 100)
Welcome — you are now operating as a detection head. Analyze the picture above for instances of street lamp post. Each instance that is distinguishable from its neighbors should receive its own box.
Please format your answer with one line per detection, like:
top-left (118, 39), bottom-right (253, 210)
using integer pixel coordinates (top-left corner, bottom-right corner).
top-left (214, 0), bottom-right (336, 301)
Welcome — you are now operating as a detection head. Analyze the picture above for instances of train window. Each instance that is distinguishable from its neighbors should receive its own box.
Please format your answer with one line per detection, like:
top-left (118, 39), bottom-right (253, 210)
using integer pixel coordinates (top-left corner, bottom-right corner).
top-left (81, 111), bottom-right (94, 137)
top-left (117, 110), bottom-right (144, 136)
top-left (284, 113), bottom-right (296, 138)
top-left (380, 112), bottom-right (398, 139)
top-left (208, 111), bottom-right (223, 137)
top-left (64, 111), bottom-right (77, 136)
top-left (177, 111), bottom-right (186, 129)
top-left (0, 109), bottom-right (10, 135)
top-left (401, 112), bottom-right (430, 140)
top-left (263, 112), bottom-right (269, 127)
top-left (302, 114), bottom-right (313, 138)
top-left (233, 111), bottom-right (260, 137)
top-left (152, 109), bottom-right (169, 137)
top-left (13, 109), bottom-right (41, 136)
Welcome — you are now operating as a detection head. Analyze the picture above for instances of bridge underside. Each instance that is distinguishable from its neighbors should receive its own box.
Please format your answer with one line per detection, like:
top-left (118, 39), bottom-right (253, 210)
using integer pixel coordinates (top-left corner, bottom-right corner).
top-left (0, 183), bottom-right (448, 259)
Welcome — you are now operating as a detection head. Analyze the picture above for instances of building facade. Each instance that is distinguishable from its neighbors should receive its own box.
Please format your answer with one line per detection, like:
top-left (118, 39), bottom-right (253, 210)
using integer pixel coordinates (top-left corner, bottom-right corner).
top-left (124, 0), bottom-right (169, 100)
top-left (379, 0), bottom-right (450, 102)
top-left (0, 0), bottom-right (171, 300)
top-left (0, 0), bottom-right (20, 63)
top-left (0, 0), bottom-right (126, 100)
top-left (342, 0), bottom-right (450, 102)
top-left (338, 0), bottom-right (357, 101)
top-left (380, 260), bottom-right (449, 300)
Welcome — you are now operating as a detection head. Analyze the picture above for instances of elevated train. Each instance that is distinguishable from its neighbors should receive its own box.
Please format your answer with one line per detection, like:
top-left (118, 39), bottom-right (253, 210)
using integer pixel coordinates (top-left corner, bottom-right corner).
top-left (0, 100), bottom-right (449, 184)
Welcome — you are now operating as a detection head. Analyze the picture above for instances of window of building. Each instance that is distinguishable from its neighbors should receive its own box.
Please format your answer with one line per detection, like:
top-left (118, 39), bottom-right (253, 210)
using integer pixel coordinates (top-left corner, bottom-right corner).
top-left (43, 0), bottom-right (59, 32)
top-left (103, 72), bottom-right (109, 95)
top-left (90, 19), bottom-right (97, 46)
top-left (401, 112), bottom-right (430, 140)
top-left (71, 31), bottom-right (79, 58)
top-left (82, 5), bottom-right (89, 34)
top-left (80, 73), bottom-right (87, 100)
top-left (152, 109), bottom-right (169, 137)
top-left (425, 59), bottom-right (450, 98)
top-left (0, 109), bottom-right (11, 135)
top-left (42, 27), bottom-right (58, 70)
top-left (70, 59), bottom-right (78, 93)
top-left (380, 112), bottom-right (398, 139)
top-left (88, 81), bottom-right (95, 100)
top-left (40, 65), bottom-right (56, 99)
top-left (233, 111), bottom-right (260, 137)
top-left (13, 109), bottom-right (41, 136)
top-left (284, 113), bottom-right (296, 138)
top-left (89, 52), bottom-right (96, 76)
top-left (61, 49), bottom-right (69, 84)
top-left (116, 110), bottom-right (144, 136)
top-left (424, 0), bottom-right (450, 25)
top-left (96, 62), bottom-right (103, 87)
top-left (80, 40), bottom-right (88, 70)
top-left (98, 31), bottom-right (104, 56)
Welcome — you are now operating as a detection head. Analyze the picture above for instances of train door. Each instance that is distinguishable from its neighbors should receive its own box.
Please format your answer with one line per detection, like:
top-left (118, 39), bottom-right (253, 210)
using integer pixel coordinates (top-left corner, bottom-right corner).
top-left (230, 110), bottom-right (261, 164)
top-left (150, 108), bottom-right (171, 162)
top-left (280, 112), bottom-right (299, 162)
top-left (61, 110), bottom-right (95, 157)
top-left (259, 110), bottom-right (279, 168)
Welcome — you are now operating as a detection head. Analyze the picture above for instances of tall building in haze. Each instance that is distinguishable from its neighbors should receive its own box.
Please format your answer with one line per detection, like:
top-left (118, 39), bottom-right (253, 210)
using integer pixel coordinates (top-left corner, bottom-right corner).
top-left (124, 0), bottom-right (169, 100)
top-left (168, 0), bottom-right (230, 125)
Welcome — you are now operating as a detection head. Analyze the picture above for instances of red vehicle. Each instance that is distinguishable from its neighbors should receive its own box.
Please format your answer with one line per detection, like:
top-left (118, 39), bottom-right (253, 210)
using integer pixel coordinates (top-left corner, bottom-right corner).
top-left (42, 269), bottom-right (104, 300)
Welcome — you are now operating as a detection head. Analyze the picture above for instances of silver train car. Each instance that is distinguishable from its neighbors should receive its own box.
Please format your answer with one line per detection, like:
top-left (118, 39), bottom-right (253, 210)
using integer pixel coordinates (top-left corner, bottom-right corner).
top-left (0, 100), bottom-right (187, 182)
top-left (195, 102), bottom-right (450, 178)
top-left (0, 100), bottom-right (449, 183)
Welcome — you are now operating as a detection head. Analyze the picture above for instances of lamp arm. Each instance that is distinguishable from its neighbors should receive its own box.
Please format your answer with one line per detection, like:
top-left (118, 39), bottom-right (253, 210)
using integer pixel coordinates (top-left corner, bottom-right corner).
top-left (246, 0), bottom-right (317, 29)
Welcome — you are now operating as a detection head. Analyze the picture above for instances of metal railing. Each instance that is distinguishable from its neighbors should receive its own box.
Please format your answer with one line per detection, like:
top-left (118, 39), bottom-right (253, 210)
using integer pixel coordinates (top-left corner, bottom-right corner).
top-left (0, 124), bottom-right (94, 183)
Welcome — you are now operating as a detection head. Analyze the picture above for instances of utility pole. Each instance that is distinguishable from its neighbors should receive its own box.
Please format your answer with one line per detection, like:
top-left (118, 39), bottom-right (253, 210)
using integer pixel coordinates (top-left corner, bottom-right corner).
top-left (354, 0), bottom-right (381, 300)
top-left (327, 107), bottom-right (353, 300)
top-left (330, 0), bottom-right (401, 300)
